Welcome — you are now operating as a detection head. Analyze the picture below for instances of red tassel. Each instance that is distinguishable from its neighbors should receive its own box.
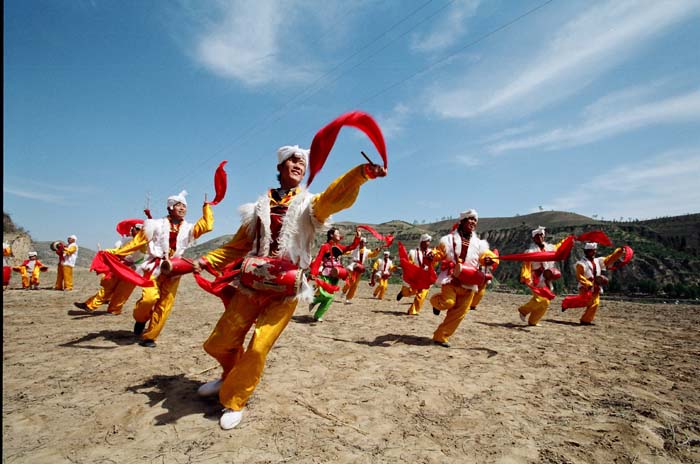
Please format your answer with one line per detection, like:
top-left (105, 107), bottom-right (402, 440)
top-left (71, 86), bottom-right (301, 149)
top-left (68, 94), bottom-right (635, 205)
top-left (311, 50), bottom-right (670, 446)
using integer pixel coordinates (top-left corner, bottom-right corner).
top-left (307, 111), bottom-right (387, 187)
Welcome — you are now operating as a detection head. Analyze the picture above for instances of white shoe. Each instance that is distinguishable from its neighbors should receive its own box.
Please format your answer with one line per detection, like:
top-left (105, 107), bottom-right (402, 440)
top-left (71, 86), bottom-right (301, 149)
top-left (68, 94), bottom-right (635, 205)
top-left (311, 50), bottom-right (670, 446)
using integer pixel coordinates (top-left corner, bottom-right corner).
top-left (197, 379), bottom-right (223, 397)
top-left (519, 313), bottom-right (527, 323)
top-left (344, 299), bottom-right (351, 305)
top-left (220, 408), bottom-right (244, 430)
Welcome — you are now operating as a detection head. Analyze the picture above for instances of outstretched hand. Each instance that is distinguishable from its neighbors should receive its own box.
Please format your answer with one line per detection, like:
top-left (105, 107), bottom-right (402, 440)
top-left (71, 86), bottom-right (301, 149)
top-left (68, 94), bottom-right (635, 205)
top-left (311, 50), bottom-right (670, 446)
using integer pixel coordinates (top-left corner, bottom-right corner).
top-left (365, 164), bottom-right (387, 179)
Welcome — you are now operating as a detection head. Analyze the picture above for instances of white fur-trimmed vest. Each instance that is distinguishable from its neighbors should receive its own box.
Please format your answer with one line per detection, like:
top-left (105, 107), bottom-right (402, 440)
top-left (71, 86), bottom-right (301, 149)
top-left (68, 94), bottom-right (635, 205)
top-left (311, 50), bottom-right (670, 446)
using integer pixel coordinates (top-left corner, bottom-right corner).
top-left (436, 230), bottom-right (489, 289)
top-left (239, 186), bottom-right (329, 270)
top-left (136, 217), bottom-right (195, 277)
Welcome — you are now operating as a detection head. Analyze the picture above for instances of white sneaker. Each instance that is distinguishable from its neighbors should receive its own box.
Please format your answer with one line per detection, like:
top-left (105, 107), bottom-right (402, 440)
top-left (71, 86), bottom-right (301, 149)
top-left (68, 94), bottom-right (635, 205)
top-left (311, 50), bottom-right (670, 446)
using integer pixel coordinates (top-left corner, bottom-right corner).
top-left (197, 379), bottom-right (223, 397)
top-left (519, 313), bottom-right (527, 323)
top-left (220, 408), bottom-right (244, 430)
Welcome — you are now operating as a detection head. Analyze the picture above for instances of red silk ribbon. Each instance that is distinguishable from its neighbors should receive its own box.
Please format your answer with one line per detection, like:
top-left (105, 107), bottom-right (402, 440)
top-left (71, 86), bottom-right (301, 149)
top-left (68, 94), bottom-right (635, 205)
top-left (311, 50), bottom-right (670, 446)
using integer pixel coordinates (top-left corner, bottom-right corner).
top-left (576, 230), bottom-right (612, 246)
top-left (398, 241), bottom-right (436, 291)
top-left (206, 160), bottom-right (228, 206)
top-left (307, 111), bottom-right (387, 187)
top-left (115, 219), bottom-right (145, 237)
top-left (90, 251), bottom-right (154, 287)
top-left (357, 225), bottom-right (394, 248)
top-left (608, 245), bottom-right (634, 271)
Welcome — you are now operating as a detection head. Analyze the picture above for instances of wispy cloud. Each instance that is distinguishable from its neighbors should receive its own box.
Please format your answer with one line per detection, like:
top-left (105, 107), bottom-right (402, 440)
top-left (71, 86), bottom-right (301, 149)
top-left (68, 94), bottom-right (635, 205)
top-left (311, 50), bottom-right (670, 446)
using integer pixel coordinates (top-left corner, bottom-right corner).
top-left (411, 0), bottom-right (480, 53)
top-left (427, 0), bottom-right (699, 119)
top-left (4, 187), bottom-right (66, 204)
top-left (454, 154), bottom-right (481, 167)
top-left (488, 88), bottom-right (700, 154)
top-left (190, 1), bottom-right (319, 87)
top-left (378, 104), bottom-right (411, 140)
top-left (542, 149), bottom-right (700, 219)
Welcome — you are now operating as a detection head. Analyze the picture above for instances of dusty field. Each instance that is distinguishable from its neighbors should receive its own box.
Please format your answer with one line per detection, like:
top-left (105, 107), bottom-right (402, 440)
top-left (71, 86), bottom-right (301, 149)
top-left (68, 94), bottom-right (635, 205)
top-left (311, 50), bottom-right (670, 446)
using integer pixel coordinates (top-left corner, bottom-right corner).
top-left (3, 268), bottom-right (700, 463)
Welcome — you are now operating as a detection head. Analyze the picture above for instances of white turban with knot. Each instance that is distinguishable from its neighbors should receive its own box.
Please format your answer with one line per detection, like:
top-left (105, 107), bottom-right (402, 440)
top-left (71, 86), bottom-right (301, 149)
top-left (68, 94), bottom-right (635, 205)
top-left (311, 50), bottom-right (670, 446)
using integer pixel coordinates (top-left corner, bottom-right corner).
top-left (68, 235), bottom-right (77, 241)
top-left (167, 190), bottom-right (188, 208)
top-left (28, 251), bottom-right (37, 257)
top-left (420, 234), bottom-right (432, 243)
top-left (584, 242), bottom-right (598, 250)
top-left (277, 145), bottom-right (309, 165)
top-left (531, 226), bottom-right (546, 237)
top-left (459, 209), bottom-right (478, 221)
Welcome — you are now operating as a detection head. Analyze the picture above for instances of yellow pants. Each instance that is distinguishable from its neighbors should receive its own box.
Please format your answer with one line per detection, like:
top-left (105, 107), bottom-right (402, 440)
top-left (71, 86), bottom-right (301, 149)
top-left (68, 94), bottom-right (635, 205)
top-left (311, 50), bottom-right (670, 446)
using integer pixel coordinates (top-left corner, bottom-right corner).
top-left (342, 270), bottom-right (362, 301)
top-left (430, 283), bottom-right (475, 343)
top-left (580, 291), bottom-right (601, 323)
top-left (85, 276), bottom-right (136, 314)
top-left (20, 266), bottom-right (42, 288)
top-left (373, 278), bottom-right (389, 300)
top-left (518, 293), bottom-right (550, 326)
top-left (203, 289), bottom-right (297, 411)
top-left (471, 284), bottom-right (487, 308)
top-left (133, 274), bottom-right (181, 341)
top-left (54, 264), bottom-right (74, 290)
top-left (399, 285), bottom-right (429, 315)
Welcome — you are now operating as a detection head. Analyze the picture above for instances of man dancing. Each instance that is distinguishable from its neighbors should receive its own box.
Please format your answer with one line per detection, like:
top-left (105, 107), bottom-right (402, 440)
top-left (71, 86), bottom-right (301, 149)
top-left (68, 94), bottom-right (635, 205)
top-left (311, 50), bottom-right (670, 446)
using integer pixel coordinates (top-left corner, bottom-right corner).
top-left (341, 237), bottom-right (380, 304)
top-left (396, 234), bottom-right (434, 315)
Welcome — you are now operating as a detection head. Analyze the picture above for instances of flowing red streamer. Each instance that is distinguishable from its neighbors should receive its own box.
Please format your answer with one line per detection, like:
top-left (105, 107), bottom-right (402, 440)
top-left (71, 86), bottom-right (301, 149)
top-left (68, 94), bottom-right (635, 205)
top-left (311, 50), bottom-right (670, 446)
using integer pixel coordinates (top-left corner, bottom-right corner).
top-left (307, 111), bottom-right (387, 187)
top-left (498, 236), bottom-right (574, 262)
top-left (576, 230), bottom-right (612, 246)
top-left (608, 245), bottom-right (634, 271)
top-left (397, 242), bottom-right (436, 290)
top-left (206, 160), bottom-right (228, 206)
top-left (356, 225), bottom-right (393, 248)
top-left (115, 219), bottom-right (145, 236)
top-left (561, 290), bottom-right (594, 310)
top-left (90, 251), bottom-right (154, 287)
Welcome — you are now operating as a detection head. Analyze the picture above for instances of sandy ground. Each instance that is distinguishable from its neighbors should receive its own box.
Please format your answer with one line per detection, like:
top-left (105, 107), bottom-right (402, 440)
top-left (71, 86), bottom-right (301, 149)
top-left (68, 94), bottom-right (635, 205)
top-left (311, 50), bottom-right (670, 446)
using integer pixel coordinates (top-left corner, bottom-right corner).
top-left (3, 268), bottom-right (700, 464)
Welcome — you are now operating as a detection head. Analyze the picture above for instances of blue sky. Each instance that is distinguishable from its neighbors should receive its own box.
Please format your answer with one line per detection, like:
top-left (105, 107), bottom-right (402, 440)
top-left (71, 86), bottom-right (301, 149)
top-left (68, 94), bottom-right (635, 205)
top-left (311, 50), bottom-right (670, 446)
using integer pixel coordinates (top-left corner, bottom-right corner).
top-left (4, 0), bottom-right (700, 250)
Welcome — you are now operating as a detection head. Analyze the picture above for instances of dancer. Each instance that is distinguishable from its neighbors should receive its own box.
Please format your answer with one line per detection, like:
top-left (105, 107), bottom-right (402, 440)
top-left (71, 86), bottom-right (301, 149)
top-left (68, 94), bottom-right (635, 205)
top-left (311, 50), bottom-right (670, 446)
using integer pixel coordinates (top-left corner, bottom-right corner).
top-left (563, 242), bottom-right (625, 325)
top-left (396, 234), bottom-right (434, 315)
top-left (14, 252), bottom-right (48, 289)
top-left (341, 237), bottom-right (380, 304)
top-left (517, 226), bottom-right (565, 326)
top-left (308, 227), bottom-right (361, 322)
top-left (54, 235), bottom-right (78, 291)
top-left (106, 191), bottom-right (214, 347)
top-left (195, 137), bottom-right (387, 430)
top-left (371, 250), bottom-right (397, 300)
top-left (429, 209), bottom-right (496, 347)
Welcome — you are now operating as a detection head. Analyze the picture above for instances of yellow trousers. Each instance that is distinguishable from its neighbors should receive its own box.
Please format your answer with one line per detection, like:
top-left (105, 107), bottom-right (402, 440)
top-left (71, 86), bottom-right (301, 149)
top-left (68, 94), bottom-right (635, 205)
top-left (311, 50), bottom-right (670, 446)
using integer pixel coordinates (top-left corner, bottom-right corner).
top-left (342, 271), bottom-right (362, 301)
top-left (133, 274), bottom-right (181, 341)
top-left (203, 289), bottom-right (297, 411)
top-left (20, 266), bottom-right (42, 288)
top-left (518, 293), bottom-right (550, 326)
top-left (373, 278), bottom-right (389, 300)
top-left (580, 291), bottom-right (601, 323)
top-left (471, 284), bottom-right (486, 308)
top-left (54, 264), bottom-right (74, 290)
top-left (85, 276), bottom-right (136, 314)
top-left (430, 283), bottom-right (475, 343)
top-left (399, 285), bottom-right (429, 315)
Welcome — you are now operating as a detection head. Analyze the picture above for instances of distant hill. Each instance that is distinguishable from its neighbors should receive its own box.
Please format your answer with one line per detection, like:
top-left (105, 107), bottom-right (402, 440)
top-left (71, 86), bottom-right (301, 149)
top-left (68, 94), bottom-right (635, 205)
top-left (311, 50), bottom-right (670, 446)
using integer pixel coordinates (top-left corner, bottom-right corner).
top-left (5, 211), bottom-right (699, 299)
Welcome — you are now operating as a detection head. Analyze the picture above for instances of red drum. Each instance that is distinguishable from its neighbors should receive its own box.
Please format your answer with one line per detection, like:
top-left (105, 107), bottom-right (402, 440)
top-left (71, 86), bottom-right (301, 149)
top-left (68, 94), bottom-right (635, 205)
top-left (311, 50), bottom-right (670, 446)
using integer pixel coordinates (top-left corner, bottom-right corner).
top-left (452, 264), bottom-right (486, 286)
top-left (240, 256), bottom-right (302, 296)
top-left (543, 268), bottom-right (561, 281)
top-left (381, 271), bottom-right (391, 279)
top-left (594, 275), bottom-right (609, 286)
top-left (354, 263), bottom-right (365, 273)
top-left (484, 272), bottom-right (494, 282)
top-left (160, 257), bottom-right (195, 277)
top-left (330, 266), bottom-right (348, 280)
top-left (3, 266), bottom-right (11, 287)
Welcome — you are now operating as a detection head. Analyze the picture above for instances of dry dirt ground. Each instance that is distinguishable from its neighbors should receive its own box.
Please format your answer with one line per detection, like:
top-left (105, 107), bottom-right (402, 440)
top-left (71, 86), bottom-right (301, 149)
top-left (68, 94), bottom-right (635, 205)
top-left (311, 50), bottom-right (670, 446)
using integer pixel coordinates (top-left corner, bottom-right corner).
top-left (3, 268), bottom-right (699, 464)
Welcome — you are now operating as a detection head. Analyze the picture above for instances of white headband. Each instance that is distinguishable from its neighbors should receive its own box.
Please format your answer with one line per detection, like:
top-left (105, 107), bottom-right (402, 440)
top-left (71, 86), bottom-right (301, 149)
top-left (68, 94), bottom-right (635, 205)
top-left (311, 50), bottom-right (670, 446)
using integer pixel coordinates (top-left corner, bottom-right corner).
top-left (420, 234), bottom-right (432, 242)
top-left (584, 242), bottom-right (598, 250)
top-left (68, 235), bottom-right (77, 241)
top-left (459, 209), bottom-right (478, 221)
top-left (167, 190), bottom-right (188, 208)
top-left (277, 145), bottom-right (309, 165)
top-left (531, 226), bottom-right (546, 238)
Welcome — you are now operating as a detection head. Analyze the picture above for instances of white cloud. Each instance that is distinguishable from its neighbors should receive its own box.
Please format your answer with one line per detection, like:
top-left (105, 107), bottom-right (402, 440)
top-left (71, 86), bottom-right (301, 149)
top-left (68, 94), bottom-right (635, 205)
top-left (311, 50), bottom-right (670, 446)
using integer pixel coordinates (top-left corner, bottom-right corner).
top-left (4, 187), bottom-right (65, 204)
top-left (454, 154), bottom-right (481, 167)
top-left (488, 88), bottom-right (700, 154)
top-left (377, 104), bottom-right (411, 140)
top-left (542, 149), bottom-right (700, 219)
top-left (411, 0), bottom-right (480, 53)
top-left (428, 0), bottom-right (699, 119)
top-left (191, 1), bottom-right (318, 86)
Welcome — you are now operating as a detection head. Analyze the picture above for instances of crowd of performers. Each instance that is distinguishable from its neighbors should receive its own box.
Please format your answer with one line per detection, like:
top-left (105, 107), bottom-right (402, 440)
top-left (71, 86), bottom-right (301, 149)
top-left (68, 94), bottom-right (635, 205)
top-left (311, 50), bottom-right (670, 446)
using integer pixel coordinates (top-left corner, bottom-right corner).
top-left (27, 111), bottom-right (632, 432)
